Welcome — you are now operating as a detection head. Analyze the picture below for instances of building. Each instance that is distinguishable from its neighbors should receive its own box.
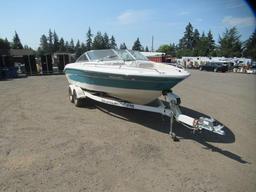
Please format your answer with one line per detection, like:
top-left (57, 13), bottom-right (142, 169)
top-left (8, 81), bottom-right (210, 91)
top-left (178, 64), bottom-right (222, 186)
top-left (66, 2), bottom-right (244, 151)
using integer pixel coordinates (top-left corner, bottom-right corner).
top-left (0, 49), bottom-right (36, 75)
top-left (140, 51), bottom-right (165, 62)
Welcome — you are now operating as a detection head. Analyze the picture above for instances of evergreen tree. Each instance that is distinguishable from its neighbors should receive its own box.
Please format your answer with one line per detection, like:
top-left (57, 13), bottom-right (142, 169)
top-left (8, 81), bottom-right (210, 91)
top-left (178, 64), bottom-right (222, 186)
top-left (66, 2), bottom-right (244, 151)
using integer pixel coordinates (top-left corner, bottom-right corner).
top-left (53, 30), bottom-right (59, 52)
top-left (192, 29), bottom-right (200, 48)
top-left (120, 43), bottom-right (127, 49)
top-left (177, 23), bottom-right (194, 56)
top-left (23, 45), bottom-right (32, 50)
top-left (81, 43), bottom-right (86, 53)
top-left (218, 27), bottom-right (242, 57)
top-left (103, 32), bottom-right (110, 49)
top-left (110, 35), bottom-right (117, 49)
top-left (92, 31), bottom-right (105, 49)
top-left (12, 31), bottom-right (23, 49)
top-left (0, 38), bottom-right (10, 49)
top-left (178, 38), bottom-right (184, 49)
top-left (48, 29), bottom-right (53, 53)
top-left (75, 40), bottom-right (80, 51)
top-left (69, 39), bottom-right (75, 52)
top-left (207, 30), bottom-right (215, 56)
top-left (132, 38), bottom-right (142, 51)
top-left (86, 27), bottom-right (93, 50)
top-left (59, 38), bottom-right (65, 52)
top-left (192, 29), bottom-right (200, 56)
top-left (75, 40), bottom-right (83, 58)
top-left (65, 41), bottom-right (69, 52)
top-left (179, 22), bottom-right (194, 49)
top-left (170, 43), bottom-right (177, 56)
top-left (243, 31), bottom-right (256, 60)
top-left (145, 46), bottom-right (149, 52)
top-left (197, 32), bottom-right (209, 56)
top-left (39, 34), bottom-right (48, 54)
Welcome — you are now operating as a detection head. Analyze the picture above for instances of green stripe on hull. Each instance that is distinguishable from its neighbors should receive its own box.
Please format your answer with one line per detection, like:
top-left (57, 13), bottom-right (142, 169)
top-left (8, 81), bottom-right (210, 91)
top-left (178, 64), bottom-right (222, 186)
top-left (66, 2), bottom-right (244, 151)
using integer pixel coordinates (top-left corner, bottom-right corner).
top-left (65, 68), bottom-right (183, 90)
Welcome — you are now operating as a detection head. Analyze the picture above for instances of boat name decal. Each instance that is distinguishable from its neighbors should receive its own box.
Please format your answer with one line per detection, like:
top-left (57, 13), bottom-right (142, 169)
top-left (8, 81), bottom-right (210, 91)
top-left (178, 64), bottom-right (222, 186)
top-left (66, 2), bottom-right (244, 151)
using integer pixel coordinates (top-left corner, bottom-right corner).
top-left (100, 99), bottom-right (134, 109)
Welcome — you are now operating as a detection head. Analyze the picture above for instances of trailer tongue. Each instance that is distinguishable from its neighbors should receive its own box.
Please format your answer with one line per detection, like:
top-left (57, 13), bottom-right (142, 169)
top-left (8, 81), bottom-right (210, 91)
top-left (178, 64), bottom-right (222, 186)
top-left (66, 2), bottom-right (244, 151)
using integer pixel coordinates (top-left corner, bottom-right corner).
top-left (68, 85), bottom-right (225, 141)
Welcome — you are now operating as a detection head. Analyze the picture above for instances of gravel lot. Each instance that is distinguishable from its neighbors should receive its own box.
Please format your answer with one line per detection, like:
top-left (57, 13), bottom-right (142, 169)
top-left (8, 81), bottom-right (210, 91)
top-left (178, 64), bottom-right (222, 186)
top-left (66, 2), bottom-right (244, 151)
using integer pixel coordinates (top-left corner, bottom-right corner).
top-left (0, 70), bottom-right (255, 192)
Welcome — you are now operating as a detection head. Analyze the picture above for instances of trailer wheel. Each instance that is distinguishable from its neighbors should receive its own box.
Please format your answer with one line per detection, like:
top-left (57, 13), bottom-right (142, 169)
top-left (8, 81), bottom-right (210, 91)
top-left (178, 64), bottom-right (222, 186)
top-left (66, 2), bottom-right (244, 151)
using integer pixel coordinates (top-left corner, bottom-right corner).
top-left (73, 90), bottom-right (83, 107)
top-left (214, 68), bottom-right (218, 72)
top-left (69, 87), bottom-right (74, 103)
top-left (170, 133), bottom-right (179, 142)
top-left (199, 67), bottom-right (203, 71)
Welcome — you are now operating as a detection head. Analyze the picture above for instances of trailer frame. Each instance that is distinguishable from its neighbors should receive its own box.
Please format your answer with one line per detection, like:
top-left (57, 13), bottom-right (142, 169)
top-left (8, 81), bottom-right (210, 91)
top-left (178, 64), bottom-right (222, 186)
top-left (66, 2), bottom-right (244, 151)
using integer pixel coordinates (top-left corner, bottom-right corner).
top-left (68, 84), bottom-right (225, 141)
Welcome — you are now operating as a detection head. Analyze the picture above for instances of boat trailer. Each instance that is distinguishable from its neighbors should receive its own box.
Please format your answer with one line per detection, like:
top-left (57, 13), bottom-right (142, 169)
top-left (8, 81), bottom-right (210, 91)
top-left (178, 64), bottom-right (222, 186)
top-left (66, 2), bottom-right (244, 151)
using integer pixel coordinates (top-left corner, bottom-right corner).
top-left (68, 85), bottom-right (225, 141)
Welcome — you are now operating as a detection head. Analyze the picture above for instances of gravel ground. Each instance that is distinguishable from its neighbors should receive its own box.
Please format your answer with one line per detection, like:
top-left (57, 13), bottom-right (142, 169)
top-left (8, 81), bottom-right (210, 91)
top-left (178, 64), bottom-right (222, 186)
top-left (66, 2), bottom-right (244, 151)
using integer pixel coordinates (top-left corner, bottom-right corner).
top-left (0, 70), bottom-right (255, 192)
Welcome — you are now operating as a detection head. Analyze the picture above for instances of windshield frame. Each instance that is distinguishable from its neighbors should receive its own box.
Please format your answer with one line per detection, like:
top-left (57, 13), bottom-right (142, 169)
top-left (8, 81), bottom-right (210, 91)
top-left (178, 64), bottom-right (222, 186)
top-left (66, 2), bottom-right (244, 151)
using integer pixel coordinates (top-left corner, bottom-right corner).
top-left (129, 50), bottom-right (149, 61)
top-left (86, 49), bottom-right (122, 62)
top-left (76, 49), bottom-right (150, 63)
top-left (115, 49), bottom-right (136, 61)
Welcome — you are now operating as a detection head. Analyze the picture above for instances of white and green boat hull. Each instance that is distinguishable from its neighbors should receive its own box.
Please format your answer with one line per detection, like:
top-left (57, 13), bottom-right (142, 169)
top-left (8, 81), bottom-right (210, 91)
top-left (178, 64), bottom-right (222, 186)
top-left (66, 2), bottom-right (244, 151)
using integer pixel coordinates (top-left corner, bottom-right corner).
top-left (65, 68), bottom-right (186, 104)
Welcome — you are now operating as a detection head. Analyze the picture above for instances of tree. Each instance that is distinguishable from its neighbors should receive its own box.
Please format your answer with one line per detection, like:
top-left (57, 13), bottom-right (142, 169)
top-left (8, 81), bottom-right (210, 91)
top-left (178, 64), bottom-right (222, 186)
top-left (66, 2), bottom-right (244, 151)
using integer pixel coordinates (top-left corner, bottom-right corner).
top-left (179, 22), bottom-right (194, 49)
top-left (193, 30), bottom-right (204, 56)
top-left (145, 46), bottom-right (149, 52)
top-left (103, 32), bottom-right (110, 49)
top-left (53, 30), bottom-right (59, 52)
top-left (243, 31), bottom-right (256, 60)
top-left (132, 38), bottom-right (142, 51)
top-left (12, 31), bottom-right (23, 49)
top-left (81, 43), bottom-right (86, 53)
top-left (120, 42), bottom-right (127, 49)
top-left (75, 40), bottom-right (83, 58)
top-left (48, 29), bottom-right (53, 53)
top-left (38, 34), bottom-right (48, 54)
top-left (207, 30), bottom-right (215, 56)
top-left (177, 22), bottom-right (195, 56)
top-left (158, 44), bottom-right (172, 54)
top-left (197, 32), bottom-right (209, 56)
top-left (86, 27), bottom-right (93, 50)
top-left (92, 31), bottom-right (105, 49)
top-left (110, 35), bottom-right (117, 49)
top-left (158, 44), bottom-right (176, 56)
top-left (23, 45), bottom-right (33, 50)
top-left (0, 38), bottom-right (10, 49)
top-left (192, 29), bottom-right (200, 50)
top-left (65, 41), bottom-right (69, 51)
top-left (218, 27), bottom-right (242, 57)
top-left (69, 39), bottom-right (75, 52)
top-left (59, 38), bottom-right (66, 52)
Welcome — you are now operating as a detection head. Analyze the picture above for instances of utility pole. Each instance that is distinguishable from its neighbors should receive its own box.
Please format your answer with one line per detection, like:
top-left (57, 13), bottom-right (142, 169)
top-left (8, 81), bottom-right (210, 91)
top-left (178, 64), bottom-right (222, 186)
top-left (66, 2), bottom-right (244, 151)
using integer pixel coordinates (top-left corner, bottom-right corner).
top-left (151, 36), bottom-right (154, 52)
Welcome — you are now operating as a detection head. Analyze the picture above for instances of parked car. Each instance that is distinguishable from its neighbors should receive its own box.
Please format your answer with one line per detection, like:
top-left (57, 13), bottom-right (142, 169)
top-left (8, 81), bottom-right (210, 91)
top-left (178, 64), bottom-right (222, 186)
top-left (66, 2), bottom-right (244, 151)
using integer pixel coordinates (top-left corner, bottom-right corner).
top-left (199, 62), bottom-right (228, 72)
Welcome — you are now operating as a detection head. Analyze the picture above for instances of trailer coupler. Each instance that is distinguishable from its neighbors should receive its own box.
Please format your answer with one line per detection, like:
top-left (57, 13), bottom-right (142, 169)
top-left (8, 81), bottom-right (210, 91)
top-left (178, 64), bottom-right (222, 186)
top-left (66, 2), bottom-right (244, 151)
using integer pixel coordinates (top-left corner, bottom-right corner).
top-left (165, 93), bottom-right (225, 137)
top-left (195, 117), bottom-right (225, 135)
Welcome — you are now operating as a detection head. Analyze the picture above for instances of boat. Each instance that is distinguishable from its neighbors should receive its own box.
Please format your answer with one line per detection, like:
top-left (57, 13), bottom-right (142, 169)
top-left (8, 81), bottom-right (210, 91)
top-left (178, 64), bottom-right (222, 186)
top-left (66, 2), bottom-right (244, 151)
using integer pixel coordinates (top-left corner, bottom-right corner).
top-left (64, 49), bottom-right (190, 104)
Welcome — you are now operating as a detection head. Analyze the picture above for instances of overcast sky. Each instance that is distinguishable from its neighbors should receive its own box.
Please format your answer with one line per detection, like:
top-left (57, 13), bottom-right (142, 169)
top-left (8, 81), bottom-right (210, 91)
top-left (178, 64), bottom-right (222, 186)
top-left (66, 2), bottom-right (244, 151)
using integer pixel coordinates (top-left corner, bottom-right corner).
top-left (0, 0), bottom-right (255, 49)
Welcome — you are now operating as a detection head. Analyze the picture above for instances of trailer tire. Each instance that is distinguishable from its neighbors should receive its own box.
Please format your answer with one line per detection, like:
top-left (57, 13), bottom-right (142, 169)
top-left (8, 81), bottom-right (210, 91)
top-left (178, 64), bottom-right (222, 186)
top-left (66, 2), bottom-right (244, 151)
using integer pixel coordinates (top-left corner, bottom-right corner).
top-left (73, 90), bottom-right (83, 107)
top-left (214, 68), bottom-right (218, 72)
top-left (69, 87), bottom-right (74, 103)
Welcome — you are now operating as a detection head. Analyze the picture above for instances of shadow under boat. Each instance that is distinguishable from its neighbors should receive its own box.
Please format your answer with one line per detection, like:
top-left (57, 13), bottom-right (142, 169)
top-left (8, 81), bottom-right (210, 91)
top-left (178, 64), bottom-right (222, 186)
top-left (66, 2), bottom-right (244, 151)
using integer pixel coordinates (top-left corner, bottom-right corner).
top-left (80, 98), bottom-right (248, 164)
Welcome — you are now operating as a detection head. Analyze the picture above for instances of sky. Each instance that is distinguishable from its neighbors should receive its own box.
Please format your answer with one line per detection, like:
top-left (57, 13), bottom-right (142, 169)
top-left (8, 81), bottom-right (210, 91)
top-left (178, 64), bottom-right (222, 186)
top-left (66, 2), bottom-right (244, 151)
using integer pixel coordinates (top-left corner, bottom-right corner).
top-left (0, 0), bottom-right (255, 50)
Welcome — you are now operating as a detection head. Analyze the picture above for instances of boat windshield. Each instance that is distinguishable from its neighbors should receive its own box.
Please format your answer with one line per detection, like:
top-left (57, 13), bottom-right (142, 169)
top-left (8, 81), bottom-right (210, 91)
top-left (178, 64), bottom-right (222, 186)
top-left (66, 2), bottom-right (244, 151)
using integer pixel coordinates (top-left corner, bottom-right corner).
top-left (87, 49), bottom-right (120, 61)
top-left (115, 50), bottom-right (135, 61)
top-left (129, 50), bottom-right (149, 61)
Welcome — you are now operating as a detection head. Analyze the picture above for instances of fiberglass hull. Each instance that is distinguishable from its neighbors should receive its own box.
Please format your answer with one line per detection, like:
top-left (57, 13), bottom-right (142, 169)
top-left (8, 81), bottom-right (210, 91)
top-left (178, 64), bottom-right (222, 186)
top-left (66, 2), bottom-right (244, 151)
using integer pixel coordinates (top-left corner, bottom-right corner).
top-left (64, 67), bottom-right (188, 104)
